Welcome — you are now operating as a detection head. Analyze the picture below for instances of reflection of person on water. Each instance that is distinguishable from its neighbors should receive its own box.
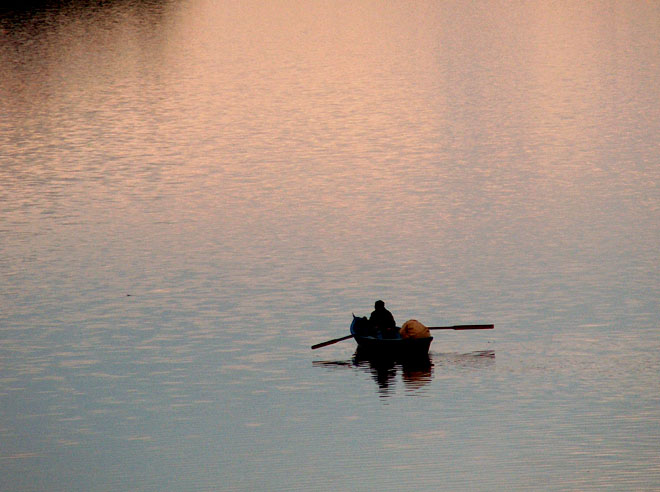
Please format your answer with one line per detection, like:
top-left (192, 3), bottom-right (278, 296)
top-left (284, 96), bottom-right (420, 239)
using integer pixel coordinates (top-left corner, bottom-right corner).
top-left (369, 300), bottom-right (397, 339)
top-left (353, 350), bottom-right (433, 397)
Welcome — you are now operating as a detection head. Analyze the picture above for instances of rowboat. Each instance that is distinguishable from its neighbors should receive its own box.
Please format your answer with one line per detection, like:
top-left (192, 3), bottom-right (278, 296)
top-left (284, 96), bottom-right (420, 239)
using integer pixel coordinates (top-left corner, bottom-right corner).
top-left (350, 315), bottom-right (433, 358)
top-left (310, 318), bottom-right (492, 352)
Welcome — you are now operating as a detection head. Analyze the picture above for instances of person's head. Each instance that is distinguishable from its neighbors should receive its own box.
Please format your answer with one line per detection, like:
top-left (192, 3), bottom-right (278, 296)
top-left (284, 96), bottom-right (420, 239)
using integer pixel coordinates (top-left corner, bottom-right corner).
top-left (375, 300), bottom-right (385, 310)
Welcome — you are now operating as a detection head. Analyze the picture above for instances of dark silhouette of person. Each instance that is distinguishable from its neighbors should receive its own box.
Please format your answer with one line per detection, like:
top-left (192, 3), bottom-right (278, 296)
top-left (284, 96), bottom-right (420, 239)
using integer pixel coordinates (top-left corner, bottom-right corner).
top-left (369, 300), bottom-right (397, 339)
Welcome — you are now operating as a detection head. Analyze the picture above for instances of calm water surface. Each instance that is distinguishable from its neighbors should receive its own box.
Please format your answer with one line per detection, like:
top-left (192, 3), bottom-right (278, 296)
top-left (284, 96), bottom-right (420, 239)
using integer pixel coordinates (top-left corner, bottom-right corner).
top-left (1, 1), bottom-right (659, 490)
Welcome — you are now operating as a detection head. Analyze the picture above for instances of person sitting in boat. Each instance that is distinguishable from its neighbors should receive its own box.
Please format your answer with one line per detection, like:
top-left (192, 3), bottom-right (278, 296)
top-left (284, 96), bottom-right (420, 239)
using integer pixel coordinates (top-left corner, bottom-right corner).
top-left (369, 300), bottom-right (398, 339)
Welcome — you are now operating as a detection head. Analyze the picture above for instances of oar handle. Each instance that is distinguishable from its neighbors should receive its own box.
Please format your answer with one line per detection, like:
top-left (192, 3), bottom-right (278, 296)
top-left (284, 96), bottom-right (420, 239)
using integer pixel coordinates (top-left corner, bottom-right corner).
top-left (311, 334), bottom-right (354, 350)
top-left (429, 324), bottom-right (494, 330)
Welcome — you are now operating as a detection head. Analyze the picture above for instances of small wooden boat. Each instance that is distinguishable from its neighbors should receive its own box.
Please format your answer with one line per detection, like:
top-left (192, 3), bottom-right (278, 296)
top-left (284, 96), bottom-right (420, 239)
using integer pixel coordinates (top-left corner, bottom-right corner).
top-left (310, 319), bottom-right (490, 351)
top-left (350, 315), bottom-right (433, 358)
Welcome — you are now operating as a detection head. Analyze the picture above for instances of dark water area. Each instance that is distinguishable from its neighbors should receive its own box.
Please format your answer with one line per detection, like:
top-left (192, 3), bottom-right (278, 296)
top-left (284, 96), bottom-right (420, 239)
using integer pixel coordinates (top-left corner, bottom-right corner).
top-left (1, 0), bottom-right (659, 490)
top-left (315, 350), bottom-right (495, 399)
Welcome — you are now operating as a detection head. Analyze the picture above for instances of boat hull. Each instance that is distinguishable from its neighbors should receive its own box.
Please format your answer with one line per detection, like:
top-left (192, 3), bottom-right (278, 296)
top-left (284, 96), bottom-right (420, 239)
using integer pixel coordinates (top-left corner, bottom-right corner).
top-left (350, 315), bottom-right (432, 358)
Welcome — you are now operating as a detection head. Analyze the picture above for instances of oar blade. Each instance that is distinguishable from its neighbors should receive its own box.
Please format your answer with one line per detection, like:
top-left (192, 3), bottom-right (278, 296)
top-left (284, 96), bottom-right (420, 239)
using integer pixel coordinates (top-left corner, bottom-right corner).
top-left (429, 324), bottom-right (494, 330)
top-left (452, 324), bottom-right (494, 330)
top-left (311, 334), bottom-right (354, 350)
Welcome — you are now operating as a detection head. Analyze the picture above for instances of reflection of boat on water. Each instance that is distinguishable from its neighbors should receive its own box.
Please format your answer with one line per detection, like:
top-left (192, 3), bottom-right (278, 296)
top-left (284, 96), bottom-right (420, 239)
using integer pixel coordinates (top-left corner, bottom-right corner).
top-left (354, 348), bottom-right (434, 395)
top-left (314, 349), bottom-right (495, 397)
top-left (350, 315), bottom-right (433, 358)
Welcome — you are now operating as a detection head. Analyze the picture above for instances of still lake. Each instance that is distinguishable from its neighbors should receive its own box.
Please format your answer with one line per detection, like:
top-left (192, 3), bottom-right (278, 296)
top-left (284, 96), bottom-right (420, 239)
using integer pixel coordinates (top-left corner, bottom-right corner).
top-left (1, 1), bottom-right (659, 490)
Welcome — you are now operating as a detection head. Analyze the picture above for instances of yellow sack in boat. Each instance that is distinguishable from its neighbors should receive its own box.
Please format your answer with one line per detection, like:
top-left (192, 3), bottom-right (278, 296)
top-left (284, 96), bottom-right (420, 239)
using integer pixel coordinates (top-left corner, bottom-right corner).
top-left (399, 319), bottom-right (431, 339)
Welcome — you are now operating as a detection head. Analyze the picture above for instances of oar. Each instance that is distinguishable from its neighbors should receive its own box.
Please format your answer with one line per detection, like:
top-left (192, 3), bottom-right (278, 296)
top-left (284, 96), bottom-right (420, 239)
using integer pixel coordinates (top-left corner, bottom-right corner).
top-left (429, 324), bottom-right (494, 331)
top-left (311, 324), bottom-right (494, 350)
top-left (311, 334), bottom-right (354, 350)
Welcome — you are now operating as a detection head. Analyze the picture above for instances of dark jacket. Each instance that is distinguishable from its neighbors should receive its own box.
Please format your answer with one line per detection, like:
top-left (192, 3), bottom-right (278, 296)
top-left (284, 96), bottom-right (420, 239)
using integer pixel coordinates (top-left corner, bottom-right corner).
top-left (370, 306), bottom-right (397, 338)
